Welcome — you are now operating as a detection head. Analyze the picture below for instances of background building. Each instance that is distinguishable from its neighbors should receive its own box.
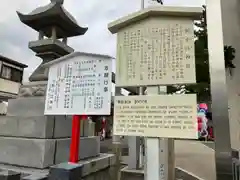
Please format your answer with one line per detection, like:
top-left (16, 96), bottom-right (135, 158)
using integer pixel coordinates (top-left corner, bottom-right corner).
top-left (0, 55), bottom-right (27, 101)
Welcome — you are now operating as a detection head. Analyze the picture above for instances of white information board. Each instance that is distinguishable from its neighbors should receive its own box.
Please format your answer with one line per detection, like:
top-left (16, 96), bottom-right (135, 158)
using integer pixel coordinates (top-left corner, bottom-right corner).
top-left (116, 18), bottom-right (196, 86)
top-left (113, 94), bottom-right (198, 139)
top-left (44, 56), bottom-right (112, 115)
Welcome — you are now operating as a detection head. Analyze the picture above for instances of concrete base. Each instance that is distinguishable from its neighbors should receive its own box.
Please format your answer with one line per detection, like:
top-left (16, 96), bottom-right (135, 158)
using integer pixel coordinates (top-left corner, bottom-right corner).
top-left (48, 163), bottom-right (83, 180)
top-left (121, 166), bottom-right (203, 180)
top-left (0, 154), bottom-right (115, 180)
top-left (77, 153), bottom-right (116, 180)
top-left (55, 136), bottom-right (100, 164)
top-left (0, 93), bottom-right (99, 169)
top-left (22, 174), bottom-right (47, 180)
top-left (0, 136), bottom-right (100, 168)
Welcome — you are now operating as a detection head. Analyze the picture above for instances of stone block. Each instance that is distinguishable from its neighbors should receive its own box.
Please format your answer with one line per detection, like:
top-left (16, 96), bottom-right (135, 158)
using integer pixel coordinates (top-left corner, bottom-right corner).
top-left (0, 116), bottom-right (18, 137)
top-left (65, 116), bottom-right (86, 137)
top-left (80, 120), bottom-right (84, 137)
top-left (0, 137), bottom-right (55, 168)
top-left (54, 116), bottom-right (72, 138)
top-left (55, 137), bottom-right (100, 164)
top-left (7, 97), bottom-right (45, 117)
top-left (0, 115), bottom-right (72, 138)
top-left (48, 162), bottom-right (83, 180)
top-left (80, 154), bottom-right (114, 177)
top-left (0, 116), bottom-right (54, 138)
top-left (83, 121), bottom-right (95, 137)
top-left (0, 170), bottom-right (21, 180)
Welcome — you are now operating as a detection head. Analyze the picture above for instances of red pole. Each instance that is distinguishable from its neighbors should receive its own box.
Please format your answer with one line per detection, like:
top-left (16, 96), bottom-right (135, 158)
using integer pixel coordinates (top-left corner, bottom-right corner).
top-left (69, 115), bottom-right (80, 163)
top-left (69, 115), bottom-right (88, 163)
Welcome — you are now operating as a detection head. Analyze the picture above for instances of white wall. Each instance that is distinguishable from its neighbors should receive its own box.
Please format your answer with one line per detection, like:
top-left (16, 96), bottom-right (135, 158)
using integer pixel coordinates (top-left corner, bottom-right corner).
top-left (0, 78), bottom-right (20, 95)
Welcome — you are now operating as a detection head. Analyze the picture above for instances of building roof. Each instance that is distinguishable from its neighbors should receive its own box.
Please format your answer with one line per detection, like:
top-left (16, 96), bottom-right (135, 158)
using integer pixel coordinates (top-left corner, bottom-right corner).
top-left (108, 6), bottom-right (203, 34)
top-left (17, 0), bottom-right (88, 38)
top-left (0, 55), bottom-right (28, 68)
top-left (42, 51), bottom-right (115, 68)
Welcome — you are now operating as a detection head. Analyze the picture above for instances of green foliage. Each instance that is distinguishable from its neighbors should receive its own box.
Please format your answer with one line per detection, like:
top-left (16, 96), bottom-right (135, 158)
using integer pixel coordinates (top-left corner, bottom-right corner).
top-left (224, 46), bottom-right (236, 75)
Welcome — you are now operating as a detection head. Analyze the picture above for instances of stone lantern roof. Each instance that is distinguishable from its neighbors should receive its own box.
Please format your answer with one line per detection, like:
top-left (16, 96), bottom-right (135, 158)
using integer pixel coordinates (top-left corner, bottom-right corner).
top-left (17, 0), bottom-right (88, 38)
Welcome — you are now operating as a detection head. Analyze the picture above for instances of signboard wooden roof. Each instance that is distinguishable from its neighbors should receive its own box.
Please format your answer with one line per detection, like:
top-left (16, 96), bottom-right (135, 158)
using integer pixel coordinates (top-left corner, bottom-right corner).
top-left (108, 6), bottom-right (202, 34)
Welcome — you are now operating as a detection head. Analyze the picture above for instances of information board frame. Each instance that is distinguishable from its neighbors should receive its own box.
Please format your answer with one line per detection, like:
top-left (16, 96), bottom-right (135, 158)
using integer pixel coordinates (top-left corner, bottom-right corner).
top-left (113, 94), bottom-right (198, 139)
top-left (44, 53), bottom-right (112, 115)
top-left (115, 17), bottom-right (196, 87)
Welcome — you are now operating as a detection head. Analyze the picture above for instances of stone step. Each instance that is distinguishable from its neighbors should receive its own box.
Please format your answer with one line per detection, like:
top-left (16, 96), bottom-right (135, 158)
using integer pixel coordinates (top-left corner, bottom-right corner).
top-left (0, 136), bottom-right (100, 169)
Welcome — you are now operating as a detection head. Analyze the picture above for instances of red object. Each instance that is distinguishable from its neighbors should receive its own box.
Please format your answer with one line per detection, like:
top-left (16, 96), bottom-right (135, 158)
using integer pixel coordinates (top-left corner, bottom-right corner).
top-left (197, 117), bottom-right (202, 131)
top-left (199, 103), bottom-right (208, 110)
top-left (69, 115), bottom-right (87, 163)
top-left (208, 127), bottom-right (214, 138)
top-left (101, 117), bottom-right (106, 130)
top-left (100, 117), bottom-right (107, 138)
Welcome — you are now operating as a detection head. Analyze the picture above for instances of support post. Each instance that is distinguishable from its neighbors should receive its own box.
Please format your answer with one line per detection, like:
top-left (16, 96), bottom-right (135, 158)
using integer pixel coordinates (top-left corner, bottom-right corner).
top-left (141, 0), bottom-right (144, 9)
top-left (51, 26), bottom-right (57, 40)
top-left (112, 87), bottom-right (122, 180)
top-left (128, 137), bottom-right (141, 169)
top-left (69, 115), bottom-right (80, 163)
top-left (128, 87), bottom-right (142, 169)
top-left (145, 86), bottom-right (175, 180)
top-left (140, 1), bottom-right (175, 179)
top-left (128, 1), bottom-right (146, 170)
top-left (38, 30), bottom-right (44, 40)
top-left (127, 129), bottom-right (140, 169)
top-left (206, 0), bottom-right (233, 179)
top-left (69, 115), bottom-right (87, 163)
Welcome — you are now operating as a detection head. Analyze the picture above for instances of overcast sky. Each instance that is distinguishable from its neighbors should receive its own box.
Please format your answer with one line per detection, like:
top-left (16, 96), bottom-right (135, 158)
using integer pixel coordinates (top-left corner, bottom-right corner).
top-left (0, 0), bottom-right (205, 82)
